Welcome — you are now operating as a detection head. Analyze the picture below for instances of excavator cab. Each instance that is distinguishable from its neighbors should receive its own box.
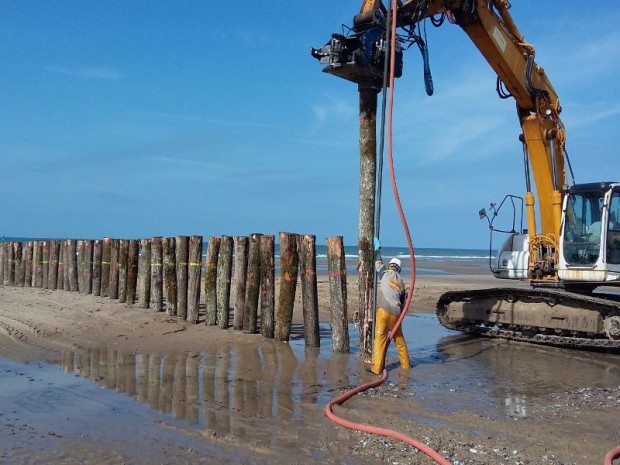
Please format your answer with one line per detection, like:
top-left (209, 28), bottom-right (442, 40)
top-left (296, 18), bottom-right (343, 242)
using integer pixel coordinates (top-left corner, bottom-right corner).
top-left (559, 182), bottom-right (620, 286)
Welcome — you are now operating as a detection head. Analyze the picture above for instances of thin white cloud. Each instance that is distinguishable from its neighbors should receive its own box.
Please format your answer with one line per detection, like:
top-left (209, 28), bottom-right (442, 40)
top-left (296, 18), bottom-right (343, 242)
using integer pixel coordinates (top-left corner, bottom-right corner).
top-left (566, 102), bottom-right (620, 129)
top-left (311, 95), bottom-right (357, 125)
top-left (48, 66), bottom-right (121, 80)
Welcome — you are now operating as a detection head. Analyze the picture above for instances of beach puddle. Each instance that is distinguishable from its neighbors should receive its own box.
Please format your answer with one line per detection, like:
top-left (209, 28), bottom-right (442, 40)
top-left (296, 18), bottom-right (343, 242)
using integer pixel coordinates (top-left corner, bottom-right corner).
top-left (2, 314), bottom-right (620, 464)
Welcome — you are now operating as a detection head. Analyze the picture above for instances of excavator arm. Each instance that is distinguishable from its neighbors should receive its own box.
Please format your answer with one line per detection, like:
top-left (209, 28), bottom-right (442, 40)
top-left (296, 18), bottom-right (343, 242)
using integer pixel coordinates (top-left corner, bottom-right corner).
top-left (312, 0), bottom-right (568, 280)
top-left (312, 1), bottom-right (620, 347)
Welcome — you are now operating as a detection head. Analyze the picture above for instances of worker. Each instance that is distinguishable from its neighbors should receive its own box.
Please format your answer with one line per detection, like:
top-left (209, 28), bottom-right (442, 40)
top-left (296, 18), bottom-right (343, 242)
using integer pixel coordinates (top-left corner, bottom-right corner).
top-left (370, 237), bottom-right (411, 375)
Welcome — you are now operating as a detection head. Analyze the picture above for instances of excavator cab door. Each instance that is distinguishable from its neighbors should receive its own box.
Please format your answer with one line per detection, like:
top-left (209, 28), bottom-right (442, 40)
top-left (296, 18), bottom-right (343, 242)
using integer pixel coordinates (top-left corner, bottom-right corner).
top-left (559, 182), bottom-right (620, 285)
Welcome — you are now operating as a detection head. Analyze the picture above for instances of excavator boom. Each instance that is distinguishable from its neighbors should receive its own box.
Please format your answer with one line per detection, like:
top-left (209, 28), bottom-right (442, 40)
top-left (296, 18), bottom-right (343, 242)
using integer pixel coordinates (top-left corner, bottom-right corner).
top-left (312, 1), bottom-right (620, 348)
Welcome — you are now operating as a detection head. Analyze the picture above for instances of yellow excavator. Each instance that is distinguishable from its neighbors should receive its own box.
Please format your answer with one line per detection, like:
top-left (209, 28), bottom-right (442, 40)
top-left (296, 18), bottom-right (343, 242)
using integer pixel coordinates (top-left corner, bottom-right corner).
top-left (312, 0), bottom-right (620, 349)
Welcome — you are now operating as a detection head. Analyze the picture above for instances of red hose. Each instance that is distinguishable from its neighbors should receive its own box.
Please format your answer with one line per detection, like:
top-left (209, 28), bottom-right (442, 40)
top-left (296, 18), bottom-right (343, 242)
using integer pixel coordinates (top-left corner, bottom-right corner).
top-left (324, 1), bottom-right (450, 464)
top-left (606, 446), bottom-right (620, 465)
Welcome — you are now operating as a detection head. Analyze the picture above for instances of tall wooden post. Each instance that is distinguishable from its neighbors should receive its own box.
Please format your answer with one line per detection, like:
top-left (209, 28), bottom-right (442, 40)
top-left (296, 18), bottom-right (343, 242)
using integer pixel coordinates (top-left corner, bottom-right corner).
top-left (42, 241), bottom-right (49, 289)
top-left (57, 242), bottom-right (65, 290)
top-left (5, 242), bottom-right (13, 285)
top-left (327, 236), bottom-right (349, 353)
top-left (150, 237), bottom-right (164, 312)
top-left (216, 236), bottom-right (234, 329)
top-left (204, 236), bottom-right (220, 325)
top-left (126, 239), bottom-right (139, 305)
top-left (233, 236), bottom-right (248, 330)
top-left (117, 240), bottom-right (128, 302)
top-left (24, 241), bottom-right (34, 288)
top-left (358, 86), bottom-right (378, 355)
top-left (84, 240), bottom-right (94, 294)
top-left (243, 233), bottom-right (262, 334)
top-left (275, 232), bottom-right (298, 342)
top-left (187, 235), bottom-right (203, 323)
top-left (66, 240), bottom-right (79, 292)
top-left (48, 240), bottom-right (60, 290)
top-left (175, 236), bottom-right (189, 320)
top-left (100, 238), bottom-right (111, 297)
top-left (138, 239), bottom-right (151, 309)
top-left (0, 243), bottom-right (5, 285)
top-left (162, 237), bottom-right (177, 316)
top-left (109, 239), bottom-right (120, 299)
top-left (92, 239), bottom-right (103, 296)
top-left (77, 240), bottom-right (85, 292)
top-left (259, 235), bottom-right (275, 339)
top-left (299, 234), bottom-right (320, 348)
top-left (62, 242), bottom-right (70, 291)
top-left (34, 241), bottom-right (43, 287)
top-left (14, 242), bottom-right (24, 287)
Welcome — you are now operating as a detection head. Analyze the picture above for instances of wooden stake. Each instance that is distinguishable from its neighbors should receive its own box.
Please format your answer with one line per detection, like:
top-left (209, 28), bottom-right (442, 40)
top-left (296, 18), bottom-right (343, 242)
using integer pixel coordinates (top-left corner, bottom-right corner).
top-left (187, 235), bottom-right (203, 324)
top-left (117, 240), bottom-right (128, 301)
top-left (92, 239), bottom-right (103, 296)
top-left (14, 242), bottom-right (24, 287)
top-left (204, 236), bottom-right (219, 325)
top-left (126, 239), bottom-right (139, 305)
top-left (217, 236), bottom-right (234, 329)
top-left (175, 236), bottom-right (189, 320)
top-left (243, 233), bottom-right (262, 334)
top-left (259, 235), bottom-right (275, 339)
top-left (275, 232), bottom-right (299, 342)
top-left (162, 237), bottom-right (177, 316)
top-left (326, 236), bottom-right (349, 353)
top-left (358, 87), bottom-right (378, 355)
top-left (138, 238), bottom-right (151, 309)
top-left (62, 242), bottom-right (70, 291)
top-left (0, 243), bottom-right (5, 285)
top-left (77, 240), bottom-right (85, 292)
top-left (42, 241), bottom-right (49, 289)
top-left (66, 240), bottom-right (79, 292)
top-left (109, 239), bottom-right (120, 299)
top-left (84, 240), bottom-right (94, 294)
top-left (233, 236), bottom-right (248, 330)
top-left (100, 237), bottom-right (111, 297)
top-left (56, 241), bottom-right (64, 290)
top-left (24, 241), bottom-right (34, 288)
top-left (34, 241), bottom-right (43, 287)
top-left (150, 237), bottom-right (163, 312)
top-left (48, 240), bottom-right (60, 290)
top-left (299, 234), bottom-right (320, 348)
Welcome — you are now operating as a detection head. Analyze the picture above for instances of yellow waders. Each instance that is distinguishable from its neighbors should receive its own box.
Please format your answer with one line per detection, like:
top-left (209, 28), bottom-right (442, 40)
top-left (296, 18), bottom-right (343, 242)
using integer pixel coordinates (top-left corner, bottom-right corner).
top-left (370, 307), bottom-right (411, 375)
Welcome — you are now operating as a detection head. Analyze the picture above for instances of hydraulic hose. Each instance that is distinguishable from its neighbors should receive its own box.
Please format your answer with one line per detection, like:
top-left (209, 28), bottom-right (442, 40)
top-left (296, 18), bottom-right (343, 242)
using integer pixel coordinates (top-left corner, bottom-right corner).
top-left (325, 1), bottom-right (450, 464)
top-left (606, 446), bottom-right (620, 465)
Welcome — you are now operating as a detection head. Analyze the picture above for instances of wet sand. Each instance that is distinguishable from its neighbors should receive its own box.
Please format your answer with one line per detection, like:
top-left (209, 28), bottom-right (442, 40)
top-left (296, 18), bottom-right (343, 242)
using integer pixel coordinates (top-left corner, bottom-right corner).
top-left (1, 264), bottom-right (619, 464)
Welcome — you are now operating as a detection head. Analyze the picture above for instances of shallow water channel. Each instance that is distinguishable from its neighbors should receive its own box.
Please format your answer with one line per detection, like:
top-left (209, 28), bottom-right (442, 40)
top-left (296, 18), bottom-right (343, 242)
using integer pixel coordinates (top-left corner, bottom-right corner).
top-left (1, 314), bottom-right (619, 464)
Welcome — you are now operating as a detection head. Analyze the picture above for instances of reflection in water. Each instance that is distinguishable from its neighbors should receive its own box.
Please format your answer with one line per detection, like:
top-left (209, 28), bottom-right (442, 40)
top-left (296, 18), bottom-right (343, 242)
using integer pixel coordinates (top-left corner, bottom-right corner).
top-left (59, 316), bottom-right (620, 433)
top-left (435, 334), bottom-right (620, 418)
top-left (60, 340), bottom-right (351, 447)
top-left (504, 391), bottom-right (527, 417)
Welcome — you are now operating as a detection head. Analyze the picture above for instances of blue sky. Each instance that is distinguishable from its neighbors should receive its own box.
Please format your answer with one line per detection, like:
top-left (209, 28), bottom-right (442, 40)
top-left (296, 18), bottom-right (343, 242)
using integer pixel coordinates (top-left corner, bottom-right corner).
top-left (1, 1), bottom-right (619, 249)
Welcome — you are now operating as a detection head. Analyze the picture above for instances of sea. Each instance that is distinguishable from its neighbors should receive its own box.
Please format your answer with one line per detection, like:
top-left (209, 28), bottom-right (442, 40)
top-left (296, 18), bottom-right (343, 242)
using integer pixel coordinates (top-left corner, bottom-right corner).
top-left (315, 244), bottom-right (492, 276)
top-left (1, 236), bottom-right (493, 277)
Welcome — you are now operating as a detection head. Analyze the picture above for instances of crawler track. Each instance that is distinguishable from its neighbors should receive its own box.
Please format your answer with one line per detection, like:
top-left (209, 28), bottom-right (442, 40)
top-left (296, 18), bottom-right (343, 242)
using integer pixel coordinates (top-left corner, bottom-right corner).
top-left (436, 288), bottom-right (620, 350)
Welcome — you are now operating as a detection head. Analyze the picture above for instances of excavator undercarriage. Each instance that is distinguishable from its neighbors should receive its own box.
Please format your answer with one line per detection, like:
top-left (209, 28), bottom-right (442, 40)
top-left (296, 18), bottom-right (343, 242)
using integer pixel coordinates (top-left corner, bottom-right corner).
top-left (437, 287), bottom-right (620, 349)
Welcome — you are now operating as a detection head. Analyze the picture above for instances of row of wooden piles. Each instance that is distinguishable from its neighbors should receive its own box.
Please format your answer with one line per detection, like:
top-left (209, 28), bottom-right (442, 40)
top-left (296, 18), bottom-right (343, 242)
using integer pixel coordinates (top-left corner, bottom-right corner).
top-left (0, 233), bottom-right (350, 352)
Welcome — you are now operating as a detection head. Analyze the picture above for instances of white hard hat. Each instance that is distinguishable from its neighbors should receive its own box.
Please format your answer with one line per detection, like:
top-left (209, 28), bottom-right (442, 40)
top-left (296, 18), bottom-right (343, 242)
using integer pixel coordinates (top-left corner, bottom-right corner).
top-left (389, 257), bottom-right (402, 269)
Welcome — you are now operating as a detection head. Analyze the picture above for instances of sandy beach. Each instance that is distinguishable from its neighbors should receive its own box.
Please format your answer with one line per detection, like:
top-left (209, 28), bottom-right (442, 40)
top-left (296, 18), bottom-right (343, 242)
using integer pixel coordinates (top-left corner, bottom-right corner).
top-left (1, 264), bottom-right (619, 465)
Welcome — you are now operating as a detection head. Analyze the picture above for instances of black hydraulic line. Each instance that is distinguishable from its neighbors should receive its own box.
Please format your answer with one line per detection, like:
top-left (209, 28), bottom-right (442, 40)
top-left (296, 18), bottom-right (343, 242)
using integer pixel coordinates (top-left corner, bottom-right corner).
top-left (564, 144), bottom-right (576, 186)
